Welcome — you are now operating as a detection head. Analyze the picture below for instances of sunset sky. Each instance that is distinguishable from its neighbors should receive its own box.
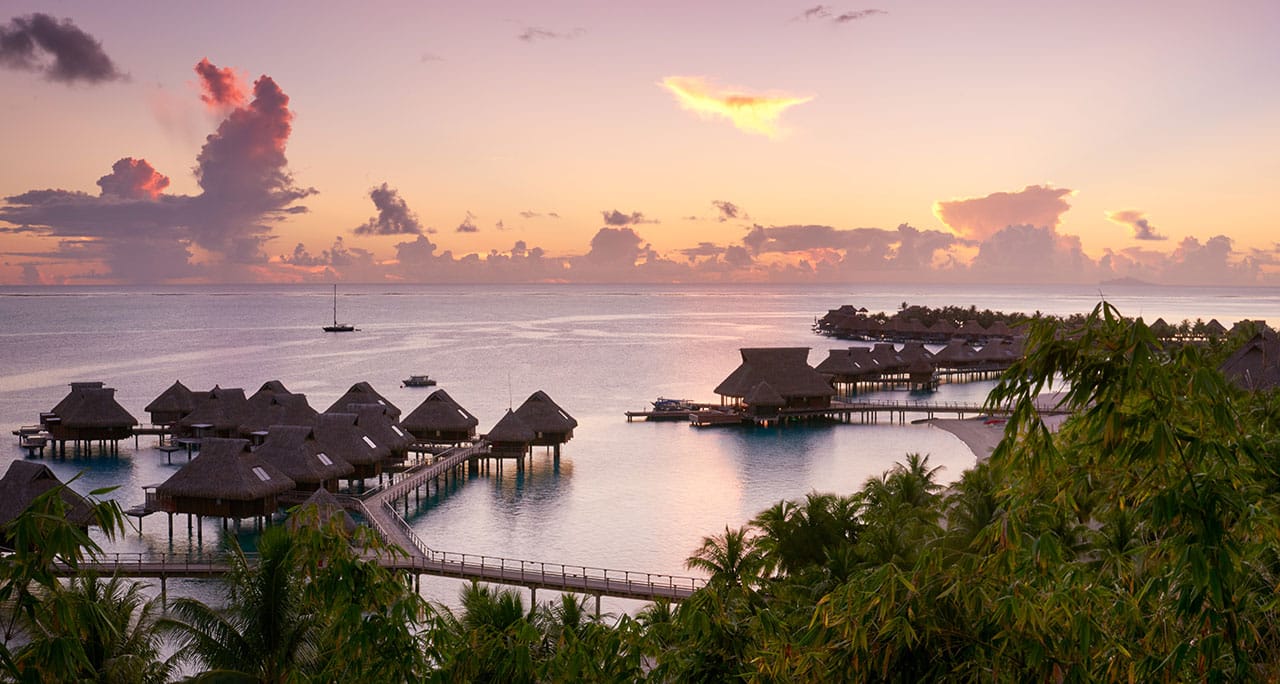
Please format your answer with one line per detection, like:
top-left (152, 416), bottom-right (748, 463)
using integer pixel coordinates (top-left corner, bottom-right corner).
top-left (2, 1), bottom-right (1278, 285)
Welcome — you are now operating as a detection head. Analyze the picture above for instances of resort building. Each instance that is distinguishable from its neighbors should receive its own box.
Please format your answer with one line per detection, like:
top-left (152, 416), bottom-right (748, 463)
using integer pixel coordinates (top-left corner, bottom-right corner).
top-left (326, 382), bottom-right (401, 420)
top-left (714, 348), bottom-right (835, 410)
top-left (0, 461), bottom-right (93, 541)
top-left (144, 380), bottom-right (196, 426)
top-left (41, 382), bottom-right (138, 456)
top-left (254, 425), bottom-right (353, 493)
top-left (512, 390), bottom-right (577, 447)
top-left (401, 389), bottom-right (479, 444)
top-left (153, 438), bottom-right (294, 520)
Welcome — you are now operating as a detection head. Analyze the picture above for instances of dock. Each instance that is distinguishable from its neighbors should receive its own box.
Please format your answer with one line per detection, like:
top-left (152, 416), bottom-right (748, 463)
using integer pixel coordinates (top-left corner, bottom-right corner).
top-left (631, 398), bottom-right (1071, 429)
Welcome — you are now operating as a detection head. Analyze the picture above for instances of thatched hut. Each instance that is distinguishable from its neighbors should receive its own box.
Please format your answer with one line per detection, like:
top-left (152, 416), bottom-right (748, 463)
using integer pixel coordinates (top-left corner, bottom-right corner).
top-left (869, 343), bottom-right (906, 373)
top-left (326, 382), bottom-right (401, 420)
top-left (1205, 319), bottom-right (1228, 339)
top-left (144, 380), bottom-right (196, 425)
top-left (402, 389), bottom-right (479, 444)
top-left (155, 438), bottom-right (294, 519)
top-left (178, 386), bottom-right (249, 438)
top-left (286, 487), bottom-right (358, 536)
top-left (512, 391), bottom-right (578, 446)
top-left (1220, 330), bottom-right (1280, 391)
top-left (351, 403), bottom-right (414, 464)
top-left (314, 412), bottom-right (387, 481)
top-left (43, 382), bottom-right (137, 456)
top-left (0, 461), bottom-right (93, 538)
top-left (254, 425), bottom-right (353, 493)
top-left (485, 409), bottom-right (536, 458)
top-left (931, 339), bottom-right (979, 369)
top-left (907, 358), bottom-right (937, 390)
top-left (240, 392), bottom-right (318, 437)
top-left (714, 348), bottom-right (835, 410)
top-left (897, 341), bottom-right (934, 365)
top-left (743, 381), bottom-right (785, 419)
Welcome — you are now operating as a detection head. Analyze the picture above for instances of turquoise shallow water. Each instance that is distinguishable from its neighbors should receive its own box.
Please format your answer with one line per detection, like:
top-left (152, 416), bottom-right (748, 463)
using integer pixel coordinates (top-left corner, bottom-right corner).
top-left (2, 282), bottom-right (1276, 610)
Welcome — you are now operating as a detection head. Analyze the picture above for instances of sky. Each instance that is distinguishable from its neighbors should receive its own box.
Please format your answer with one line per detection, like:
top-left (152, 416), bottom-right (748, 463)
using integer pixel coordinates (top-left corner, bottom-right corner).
top-left (1, 1), bottom-right (1278, 286)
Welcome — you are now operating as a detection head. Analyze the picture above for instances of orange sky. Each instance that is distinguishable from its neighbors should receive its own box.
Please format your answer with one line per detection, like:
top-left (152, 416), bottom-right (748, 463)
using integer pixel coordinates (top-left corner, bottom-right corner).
top-left (2, 2), bottom-right (1278, 285)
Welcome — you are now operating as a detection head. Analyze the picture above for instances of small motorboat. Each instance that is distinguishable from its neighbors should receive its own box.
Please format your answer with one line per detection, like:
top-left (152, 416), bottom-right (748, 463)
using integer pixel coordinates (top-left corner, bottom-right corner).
top-left (402, 375), bottom-right (437, 387)
top-left (652, 397), bottom-right (696, 412)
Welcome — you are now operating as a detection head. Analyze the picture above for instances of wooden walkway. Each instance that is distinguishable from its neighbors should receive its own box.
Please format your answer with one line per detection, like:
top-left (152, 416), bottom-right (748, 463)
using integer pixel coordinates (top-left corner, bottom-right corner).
top-left (53, 442), bottom-right (706, 602)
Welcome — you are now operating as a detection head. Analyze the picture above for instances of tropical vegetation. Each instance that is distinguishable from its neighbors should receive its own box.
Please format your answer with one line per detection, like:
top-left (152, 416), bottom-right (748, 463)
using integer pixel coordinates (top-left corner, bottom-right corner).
top-left (3, 301), bottom-right (1280, 680)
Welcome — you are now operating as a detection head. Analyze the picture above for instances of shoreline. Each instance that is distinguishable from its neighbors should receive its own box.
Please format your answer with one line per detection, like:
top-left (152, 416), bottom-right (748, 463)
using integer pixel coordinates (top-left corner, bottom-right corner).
top-left (927, 412), bottom-right (1069, 464)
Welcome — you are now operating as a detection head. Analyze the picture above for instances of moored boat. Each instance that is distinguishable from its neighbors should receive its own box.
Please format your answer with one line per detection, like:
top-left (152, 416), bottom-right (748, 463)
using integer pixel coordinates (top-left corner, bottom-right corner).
top-left (402, 375), bottom-right (436, 387)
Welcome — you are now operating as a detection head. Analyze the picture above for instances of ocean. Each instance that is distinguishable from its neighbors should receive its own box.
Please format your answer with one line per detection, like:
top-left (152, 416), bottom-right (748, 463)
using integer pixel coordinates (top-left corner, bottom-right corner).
top-left (2, 282), bottom-right (1275, 611)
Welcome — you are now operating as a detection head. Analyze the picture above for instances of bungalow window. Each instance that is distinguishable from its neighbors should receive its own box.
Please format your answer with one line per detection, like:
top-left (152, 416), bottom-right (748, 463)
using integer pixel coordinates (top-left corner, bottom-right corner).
top-left (362, 435), bottom-right (376, 448)
top-left (391, 425), bottom-right (405, 437)
top-left (316, 452), bottom-right (333, 466)
top-left (252, 466), bottom-right (271, 482)
top-left (456, 409), bottom-right (469, 418)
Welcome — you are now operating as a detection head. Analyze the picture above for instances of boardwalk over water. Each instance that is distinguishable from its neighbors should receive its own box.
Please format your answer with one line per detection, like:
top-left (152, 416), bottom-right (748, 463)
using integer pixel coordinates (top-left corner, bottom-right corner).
top-left (630, 398), bottom-right (1072, 427)
top-left (71, 442), bottom-right (705, 603)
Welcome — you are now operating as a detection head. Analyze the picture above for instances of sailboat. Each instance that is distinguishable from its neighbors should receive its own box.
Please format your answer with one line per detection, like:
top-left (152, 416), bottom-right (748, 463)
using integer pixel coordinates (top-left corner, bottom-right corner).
top-left (322, 284), bottom-right (357, 332)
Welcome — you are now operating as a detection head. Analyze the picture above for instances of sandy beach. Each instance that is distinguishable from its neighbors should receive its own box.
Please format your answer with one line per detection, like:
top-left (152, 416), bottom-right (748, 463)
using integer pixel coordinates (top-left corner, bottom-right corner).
top-left (928, 406), bottom-right (1070, 463)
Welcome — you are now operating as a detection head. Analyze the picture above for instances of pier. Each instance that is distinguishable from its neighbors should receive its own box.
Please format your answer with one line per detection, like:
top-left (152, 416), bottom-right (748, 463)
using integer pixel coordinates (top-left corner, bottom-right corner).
top-left (636, 398), bottom-right (1071, 428)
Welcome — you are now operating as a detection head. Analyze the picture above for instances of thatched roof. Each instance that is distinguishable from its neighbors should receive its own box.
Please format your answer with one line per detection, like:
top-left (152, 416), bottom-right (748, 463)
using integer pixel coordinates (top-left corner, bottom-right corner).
top-left (486, 409), bottom-right (536, 443)
top-left (145, 380), bottom-right (196, 417)
top-left (897, 342), bottom-right (934, 364)
top-left (1205, 319), bottom-right (1228, 336)
top-left (351, 404), bottom-right (414, 455)
top-left (313, 413), bottom-right (386, 467)
top-left (156, 438), bottom-right (294, 501)
top-left (241, 392), bottom-right (318, 434)
top-left (254, 425), bottom-right (353, 484)
top-left (1220, 331), bottom-right (1280, 391)
top-left (255, 380), bottom-right (291, 396)
top-left (48, 384), bottom-right (137, 429)
top-left (714, 348), bottom-right (835, 399)
top-left (869, 343), bottom-right (905, 371)
top-left (286, 488), bottom-right (358, 535)
top-left (0, 461), bottom-right (93, 528)
top-left (815, 349), bottom-right (863, 376)
top-left (402, 389), bottom-right (479, 433)
top-left (512, 391), bottom-right (577, 433)
top-left (325, 382), bottom-right (400, 420)
top-left (744, 381), bottom-right (785, 407)
top-left (180, 386), bottom-right (249, 432)
top-left (985, 320), bottom-right (1014, 336)
top-left (931, 339), bottom-right (978, 365)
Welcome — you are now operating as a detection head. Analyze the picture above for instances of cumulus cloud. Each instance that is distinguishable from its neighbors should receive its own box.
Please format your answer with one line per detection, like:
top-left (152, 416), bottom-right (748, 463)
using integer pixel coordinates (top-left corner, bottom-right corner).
top-left (712, 200), bottom-right (749, 222)
top-left (456, 211), bottom-right (478, 233)
top-left (194, 57), bottom-right (246, 111)
top-left (934, 185), bottom-right (1073, 242)
top-left (0, 58), bottom-right (312, 280)
top-left (0, 13), bottom-right (124, 84)
top-left (660, 76), bottom-right (812, 138)
top-left (518, 26), bottom-right (584, 42)
top-left (742, 223), bottom-right (956, 274)
top-left (601, 209), bottom-right (657, 226)
top-left (1106, 209), bottom-right (1166, 241)
top-left (96, 158), bottom-right (169, 200)
top-left (797, 6), bottom-right (887, 24)
top-left (967, 224), bottom-right (1097, 284)
top-left (353, 183), bottom-right (423, 236)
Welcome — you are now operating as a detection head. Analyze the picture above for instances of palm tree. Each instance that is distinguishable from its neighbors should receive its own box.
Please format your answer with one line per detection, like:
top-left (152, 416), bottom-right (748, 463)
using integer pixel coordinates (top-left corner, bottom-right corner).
top-left (162, 526), bottom-right (319, 682)
top-left (685, 526), bottom-right (768, 592)
top-left (13, 575), bottom-right (172, 683)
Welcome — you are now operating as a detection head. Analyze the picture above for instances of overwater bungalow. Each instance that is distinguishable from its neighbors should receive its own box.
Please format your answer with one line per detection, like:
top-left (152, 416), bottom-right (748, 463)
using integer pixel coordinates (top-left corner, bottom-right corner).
top-left (240, 392), bottom-right (318, 440)
top-left (743, 381), bottom-right (786, 420)
top-left (0, 461), bottom-right (93, 541)
top-left (1220, 330), bottom-right (1280, 391)
top-left (401, 389), bottom-right (479, 444)
top-left (177, 386), bottom-right (249, 438)
top-left (931, 339), bottom-right (980, 369)
top-left (314, 412), bottom-right (387, 482)
top-left (254, 425), bottom-right (353, 493)
top-left (485, 409), bottom-right (536, 458)
top-left (144, 380), bottom-right (196, 426)
top-left (42, 382), bottom-right (138, 456)
top-left (326, 382), bottom-right (401, 420)
top-left (512, 390), bottom-right (578, 447)
top-left (154, 438), bottom-right (294, 520)
top-left (869, 343), bottom-right (906, 373)
top-left (351, 403), bottom-right (414, 465)
top-left (714, 348), bottom-right (835, 410)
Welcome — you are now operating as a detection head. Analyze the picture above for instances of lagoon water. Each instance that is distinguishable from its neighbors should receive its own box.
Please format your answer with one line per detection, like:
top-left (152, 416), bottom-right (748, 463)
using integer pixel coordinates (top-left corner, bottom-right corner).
top-left (2, 282), bottom-right (1276, 610)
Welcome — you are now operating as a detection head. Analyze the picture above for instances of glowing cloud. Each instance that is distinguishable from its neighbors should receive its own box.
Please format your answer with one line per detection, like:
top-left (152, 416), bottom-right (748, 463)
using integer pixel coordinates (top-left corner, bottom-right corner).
top-left (96, 157), bottom-right (169, 200)
top-left (660, 76), bottom-right (812, 138)
top-left (194, 57), bottom-right (246, 111)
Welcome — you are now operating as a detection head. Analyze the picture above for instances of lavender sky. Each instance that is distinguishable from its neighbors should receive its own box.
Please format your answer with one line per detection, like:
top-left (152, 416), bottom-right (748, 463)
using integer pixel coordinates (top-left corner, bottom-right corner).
top-left (1, 1), bottom-right (1277, 285)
